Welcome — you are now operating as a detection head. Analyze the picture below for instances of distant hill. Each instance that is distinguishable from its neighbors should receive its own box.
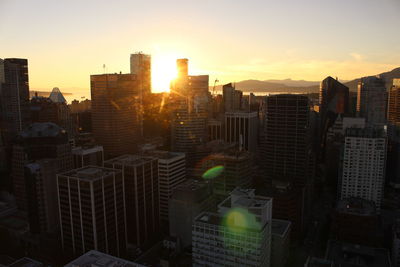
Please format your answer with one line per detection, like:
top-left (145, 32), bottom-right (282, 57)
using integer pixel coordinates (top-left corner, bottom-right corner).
top-left (212, 67), bottom-right (400, 94)
top-left (29, 90), bottom-right (72, 98)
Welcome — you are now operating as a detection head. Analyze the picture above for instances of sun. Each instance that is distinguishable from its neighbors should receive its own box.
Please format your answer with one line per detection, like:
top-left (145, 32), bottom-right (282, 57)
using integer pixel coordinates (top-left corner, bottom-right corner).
top-left (152, 54), bottom-right (178, 93)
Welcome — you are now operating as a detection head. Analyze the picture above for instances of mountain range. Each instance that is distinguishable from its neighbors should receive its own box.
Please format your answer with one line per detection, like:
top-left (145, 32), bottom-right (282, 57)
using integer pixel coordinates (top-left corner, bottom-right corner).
top-left (213, 67), bottom-right (400, 94)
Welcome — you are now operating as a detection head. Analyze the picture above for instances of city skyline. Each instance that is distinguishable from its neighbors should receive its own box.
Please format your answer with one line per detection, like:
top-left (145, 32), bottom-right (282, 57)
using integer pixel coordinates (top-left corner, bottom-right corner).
top-left (1, 0), bottom-right (400, 94)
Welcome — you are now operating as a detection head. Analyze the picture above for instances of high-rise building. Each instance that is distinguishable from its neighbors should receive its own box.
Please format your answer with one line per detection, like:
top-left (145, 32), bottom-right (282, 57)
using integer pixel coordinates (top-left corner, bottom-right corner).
top-left (104, 155), bottom-right (159, 247)
top-left (192, 188), bottom-right (272, 267)
top-left (72, 145), bottom-right (104, 168)
top-left (64, 250), bottom-right (144, 267)
top-left (207, 118), bottom-right (223, 141)
top-left (201, 149), bottom-right (252, 203)
top-left (223, 83), bottom-right (242, 112)
top-left (91, 74), bottom-right (142, 159)
top-left (271, 219), bottom-right (291, 267)
top-left (339, 127), bottom-right (387, 211)
top-left (143, 150), bottom-right (186, 224)
top-left (57, 166), bottom-right (127, 257)
top-left (392, 219), bottom-right (400, 267)
top-left (225, 111), bottom-right (258, 152)
top-left (11, 122), bottom-right (73, 211)
top-left (357, 76), bottom-right (387, 126)
top-left (388, 79), bottom-right (400, 125)
top-left (130, 53), bottom-right (151, 94)
top-left (169, 179), bottom-right (215, 248)
top-left (319, 76), bottom-right (349, 153)
top-left (261, 94), bottom-right (315, 189)
top-left (0, 58), bottom-right (31, 144)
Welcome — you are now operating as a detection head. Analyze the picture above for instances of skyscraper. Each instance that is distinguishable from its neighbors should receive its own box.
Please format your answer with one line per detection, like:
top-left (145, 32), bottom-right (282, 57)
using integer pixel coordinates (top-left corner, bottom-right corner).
top-left (57, 166), bottom-right (127, 257)
top-left (0, 58), bottom-right (31, 144)
top-left (388, 79), bottom-right (400, 125)
top-left (71, 145), bottom-right (104, 168)
top-left (225, 111), bottom-right (258, 152)
top-left (261, 94), bottom-right (315, 189)
top-left (91, 74), bottom-right (142, 159)
top-left (223, 83), bottom-right (242, 112)
top-left (130, 53), bottom-right (151, 94)
top-left (11, 122), bottom-right (73, 211)
top-left (319, 76), bottom-right (349, 153)
top-left (192, 188), bottom-right (272, 267)
top-left (339, 127), bottom-right (387, 211)
top-left (357, 76), bottom-right (387, 126)
top-left (104, 155), bottom-right (159, 247)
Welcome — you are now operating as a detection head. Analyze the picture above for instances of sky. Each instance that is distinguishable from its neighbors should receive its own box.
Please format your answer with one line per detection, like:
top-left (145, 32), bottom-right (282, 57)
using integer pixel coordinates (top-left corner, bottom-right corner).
top-left (1, 0), bottom-right (400, 96)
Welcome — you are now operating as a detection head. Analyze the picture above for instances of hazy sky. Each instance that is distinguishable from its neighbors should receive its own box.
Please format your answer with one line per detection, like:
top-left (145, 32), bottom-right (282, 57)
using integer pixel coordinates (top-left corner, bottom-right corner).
top-left (1, 0), bottom-right (399, 95)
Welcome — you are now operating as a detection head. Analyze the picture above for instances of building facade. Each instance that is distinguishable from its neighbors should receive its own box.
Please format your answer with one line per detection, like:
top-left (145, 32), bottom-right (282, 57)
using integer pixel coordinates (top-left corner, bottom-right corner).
top-left (224, 111), bottom-right (258, 152)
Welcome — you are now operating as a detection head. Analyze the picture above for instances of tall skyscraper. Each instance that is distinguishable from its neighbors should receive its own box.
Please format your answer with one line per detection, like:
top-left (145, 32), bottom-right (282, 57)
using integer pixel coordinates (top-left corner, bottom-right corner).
top-left (225, 111), bottom-right (258, 152)
top-left (57, 166), bottom-right (127, 257)
top-left (169, 179), bottom-right (215, 248)
top-left (339, 127), bottom-right (387, 211)
top-left (261, 94), bottom-right (315, 189)
top-left (91, 74), bottom-right (142, 159)
top-left (144, 150), bottom-right (186, 225)
top-left (223, 83), bottom-right (242, 112)
top-left (319, 76), bottom-right (349, 153)
top-left (130, 53), bottom-right (151, 94)
top-left (104, 155), bottom-right (159, 247)
top-left (357, 76), bottom-right (387, 126)
top-left (192, 188), bottom-right (272, 267)
top-left (0, 58), bottom-right (31, 144)
top-left (388, 79), bottom-right (400, 125)
top-left (11, 122), bottom-right (73, 211)
top-left (201, 149), bottom-right (252, 203)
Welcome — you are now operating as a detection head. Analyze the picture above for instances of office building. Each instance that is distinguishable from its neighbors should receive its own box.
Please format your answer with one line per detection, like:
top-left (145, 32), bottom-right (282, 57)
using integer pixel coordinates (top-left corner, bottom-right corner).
top-left (261, 94), bottom-right (315, 189)
top-left (207, 118), bottom-right (223, 141)
top-left (104, 155), bottom-right (159, 247)
top-left (130, 53), bottom-right (151, 95)
top-left (331, 198), bottom-right (381, 247)
top-left (192, 188), bottom-right (272, 267)
top-left (357, 76), bottom-right (387, 126)
top-left (339, 127), bottom-right (387, 211)
top-left (223, 83), bottom-right (242, 112)
top-left (144, 150), bottom-right (186, 224)
top-left (11, 122), bottom-right (72, 211)
top-left (225, 111), bottom-right (258, 152)
top-left (169, 179), bottom-right (215, 248)
top-left (57, 166), bottom-right (127, 257)
top-left (72, 145), bottom-right (104, 168)
top-left (64, 250), bottom-right (144, 267)
top-left (91, 73), bottom-right (142, 159)
top-left (388, 79), bottom-right (400, 125)
top-left (0, 58), bottom-right (31, 145)
top-left (271, 219), bottom-right (291, 267)
top-left (325, 240), bottom-right (391, 267)
top-left (393, 219), bottom-right (400, 267)
top-left (201, 149), bottom-right (252, 203)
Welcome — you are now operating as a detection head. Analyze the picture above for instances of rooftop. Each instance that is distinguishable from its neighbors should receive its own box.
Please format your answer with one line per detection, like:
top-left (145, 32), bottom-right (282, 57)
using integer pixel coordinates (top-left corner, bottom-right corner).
top-left (8, 257), bottom-right (43, 267)
top-left (105, 154), bottom-right (156, 167)
top-left (19, 122), bottom-right (66, 139)
top-left (336, 198), bottom-right (376, 216)
top-left (144, 150), bottom-right (185, 160)
top-left (59, 166), bottom-right (121, 181)
top-left (72, 145), bottom-right (103, 155)
top-left (271, 219), bottom-right (291, 237)
top-left (64, 250), bottom-right (144, 267)
top-left (219, 188), bottom-right (272, 210)
top-left (345, 127), bottom-right (386, 139)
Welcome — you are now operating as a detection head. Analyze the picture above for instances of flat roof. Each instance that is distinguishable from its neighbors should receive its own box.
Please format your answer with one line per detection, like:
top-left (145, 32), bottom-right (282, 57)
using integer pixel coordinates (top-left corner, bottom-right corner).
top-left (105, 154), bottom-right (156, 167)
top-left (59, 166), bottom-right (120, 181)
top-left (145, 150), bottom-right (185, 160)
top-left (8, 257), bottom-right (42, 267)
top-left (336, 198), bottom-right (376, 216)
top-left (64, 250), bottom-right (144, 267)
top-left (271, 219), bottom-right (291, 237)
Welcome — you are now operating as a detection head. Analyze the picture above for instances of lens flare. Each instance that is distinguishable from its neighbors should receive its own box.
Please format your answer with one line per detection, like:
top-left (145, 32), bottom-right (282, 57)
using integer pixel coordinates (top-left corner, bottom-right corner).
top-left (202, 165), bottom-right (224, 179)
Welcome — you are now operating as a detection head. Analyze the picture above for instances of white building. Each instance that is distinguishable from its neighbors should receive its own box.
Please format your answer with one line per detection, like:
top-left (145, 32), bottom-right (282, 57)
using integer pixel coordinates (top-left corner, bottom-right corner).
top-left (339, 127), bottom-right (387, 211)
top-left (144, 150), bottom-right (186, 223)
top-left (192, 188), bottom-right (272, 267)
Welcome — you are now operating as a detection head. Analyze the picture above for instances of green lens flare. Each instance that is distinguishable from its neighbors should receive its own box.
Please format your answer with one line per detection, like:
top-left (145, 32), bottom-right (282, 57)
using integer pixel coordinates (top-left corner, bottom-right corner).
top-left (202, 165), bottom-right (224, 179)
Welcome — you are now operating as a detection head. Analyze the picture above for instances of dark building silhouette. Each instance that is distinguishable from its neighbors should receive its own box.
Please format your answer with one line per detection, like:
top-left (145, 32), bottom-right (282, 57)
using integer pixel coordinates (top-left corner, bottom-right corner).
top-left (387, 79), bottom-right (400, 187)
top-left (130, 53), bottom-right (151, 95)
top-left (104, 155), bottom-right (159, 247)
top-left (222, 83), bottom-right (242, 112)
top-left (11, 122), bottom-right (72, 211)
top-left (90, 74), bottom-right (142, 159)
top-left (319, 76), bottom-right (349, 154)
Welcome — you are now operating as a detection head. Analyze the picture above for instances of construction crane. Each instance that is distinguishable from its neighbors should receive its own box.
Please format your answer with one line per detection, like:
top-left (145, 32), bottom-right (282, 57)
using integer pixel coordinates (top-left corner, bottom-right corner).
top-left (212, 79), bottom-right (219, 95)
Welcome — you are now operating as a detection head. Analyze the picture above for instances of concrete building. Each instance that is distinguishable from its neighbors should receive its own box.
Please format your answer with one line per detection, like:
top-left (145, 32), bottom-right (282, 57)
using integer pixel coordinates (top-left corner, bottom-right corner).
top-left (143, 150), bottom-right (186, 224)
top-left (57, 166), bottom-right (127, 257)
top-left (169, 179), bottom-right (215, 248)
top-left (11, 122), bottom-right (73, 211)
top-left (104, 155), bottom-right (159, 247)
top-left (393, 219), bottom-right (400, 267)
top-left (325, 240), bottom-right (391, 267)
top-left (225, 111), bottom-right (258, 152)
top-left (72, 145), bottom-right (104, 168)
top-left (357, 76), bottom-right (387, 126)
top-left (90, 73), bottom-right (142, 159)
top-left (192, 188), bottom-right (272, 267)
top-left (130, 53), bottom-right (151, 95)
top-left (388, 79), bottom-right (400, 125)
top-left (64, 250), bottom-right (144, 267)
top-left (201, 149), bottom-right (252, 203)
top-left (207, 118), bottom-right (223, 141)
top-left (271, 219), bottom-right (291, 267)
top-left (339, 127), bottom-right (387, 211)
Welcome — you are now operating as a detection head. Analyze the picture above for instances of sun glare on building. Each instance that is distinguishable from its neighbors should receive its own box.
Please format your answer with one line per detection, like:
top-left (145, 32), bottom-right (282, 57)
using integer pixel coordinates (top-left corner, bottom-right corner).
top-left (152, 54), bottom-right (178, 93)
